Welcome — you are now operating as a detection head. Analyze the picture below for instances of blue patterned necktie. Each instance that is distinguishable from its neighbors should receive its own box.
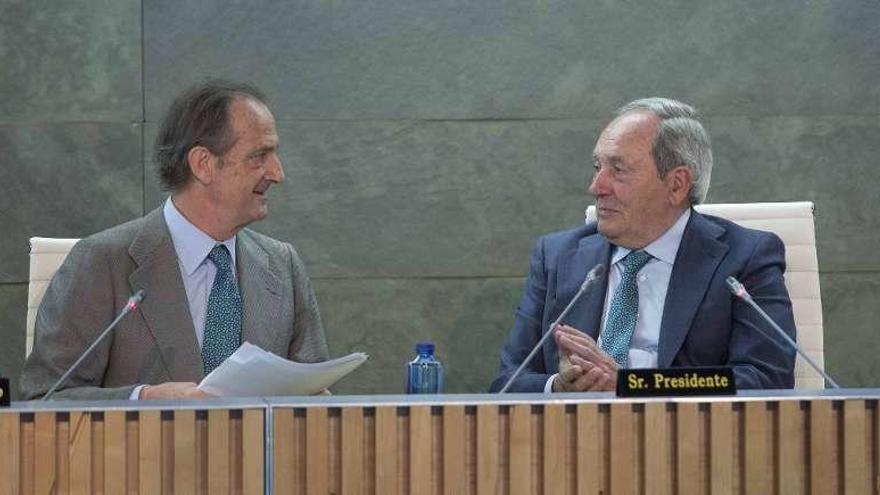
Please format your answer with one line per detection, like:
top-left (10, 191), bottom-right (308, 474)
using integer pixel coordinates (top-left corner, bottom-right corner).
top-left (201, 245), bottom-right (242, 375)
top-left (600, 250), bottom-right (653, 367)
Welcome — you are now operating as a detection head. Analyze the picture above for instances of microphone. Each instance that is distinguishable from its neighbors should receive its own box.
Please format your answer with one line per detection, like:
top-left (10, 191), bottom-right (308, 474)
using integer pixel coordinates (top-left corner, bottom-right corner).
top-left (41, 290), bottom-right (146, 401)
top-left (499, 264), bottom-right (606, 393)
top-left (725, 276), bottom-right (840, 389)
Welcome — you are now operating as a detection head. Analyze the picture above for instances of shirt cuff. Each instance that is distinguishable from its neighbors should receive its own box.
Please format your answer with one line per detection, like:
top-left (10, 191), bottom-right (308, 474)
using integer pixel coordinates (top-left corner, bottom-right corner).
top-left (544, 374), bottom-right (557, 393)
top-left (129, 384), bottom-right (146, 400)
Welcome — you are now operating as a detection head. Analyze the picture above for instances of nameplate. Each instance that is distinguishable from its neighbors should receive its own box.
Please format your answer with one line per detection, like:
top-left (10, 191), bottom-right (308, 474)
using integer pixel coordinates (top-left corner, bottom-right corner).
top-left (616, 367), bottom-right (736, 397)
top-left (0, 378), bottom-right (9, 407)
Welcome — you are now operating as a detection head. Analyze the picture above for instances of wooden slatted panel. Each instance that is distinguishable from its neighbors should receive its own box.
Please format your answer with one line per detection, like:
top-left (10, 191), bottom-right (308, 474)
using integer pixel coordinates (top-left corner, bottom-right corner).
top-left (138, 410), bottom-right (161, 495)
top-left (374, 407), bottom-right (398, 495)
top-left (508, 405), bottom-right (531, 495)
top-left (174, 409), bottom-right (196, 495)
top-left (609, 403), bottom-right (636, 495)
top-left (306, 407), bottom-right (329, 495)
top-left (575, 404), bottom-right (600, 495)
top-left (242, 409), bottom-right (264, 495)
top-left (3, 396), bottom-right (877, 495)
top-left (0, 413), bottom-right (21, 495)
top-left (20, 416), bottom-right (33, 495)
top-left (162, 411), bottom-right (174, 494)
top-left (476, 405), bottom-right (499, 495)
top-left (543, 404), bottom-right (565, 495)
top-left (874, 401), bottom-right (879, 495)
top-left (274, 409), bottom-right (295, 494)
top-left (68, 412), bottom-right (91, 495)
top-left (126, 413), bottom-right (139, 493)
top-left (709, 402), bottom-right (733, 495)
top-left (644, 402), bottom-right (671, 495)
top-left (843, 400), bottom-right (868, 495)
top-left (328, 410), bottom-right (341, 495)
top-left (341, 408), bottom-right (364, 495)
top-left (34, 412), bottom-right (55, 495)
top-left (409, 406), bottom-right (431, 495)
top-left (195, 412), bottom-right (207, 495)
top-left (208, 409), bottom-right (231, 494)
top-left (675, 403), bottom-right (700, 495)
top-left (103, 411), bottom-right (126, 494)
top-left (363, 411), bottom-right (376, 495)
top-left (91, 412), bottom-right (104, 493)
top-left (442, 406), bottom-right (465, 495)
top-left (778, 400), bottom-right (805, 495)
top-left (744, 401), bottom-right (771, 494)
top-left (810, 399), bottom-right (835, 495)
top-left (55, 416), bottom-right (68, 495)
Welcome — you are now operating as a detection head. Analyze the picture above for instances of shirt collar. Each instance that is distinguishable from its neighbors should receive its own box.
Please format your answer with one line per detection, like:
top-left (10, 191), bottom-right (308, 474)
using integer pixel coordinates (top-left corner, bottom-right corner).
top-left (610, 209), bottom-right (691, 267)
top-left (163, 197), bottom-right (237, 276)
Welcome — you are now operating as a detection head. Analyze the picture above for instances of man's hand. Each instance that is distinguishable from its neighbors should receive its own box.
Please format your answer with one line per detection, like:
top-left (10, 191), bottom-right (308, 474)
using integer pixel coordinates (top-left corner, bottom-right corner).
top-left (552, 324), bottom-right (617, 392)
top-left (140, 382), bottom-right (213, 400)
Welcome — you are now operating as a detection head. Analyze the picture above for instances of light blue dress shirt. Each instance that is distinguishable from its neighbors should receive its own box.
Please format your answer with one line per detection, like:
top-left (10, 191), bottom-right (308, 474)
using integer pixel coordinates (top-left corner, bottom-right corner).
top-left (545, 209), bottom-right (691, 392)
top-left (130, 198), bottom-right (237, 399)
top-left (163, 197), bottom-right (237, 349)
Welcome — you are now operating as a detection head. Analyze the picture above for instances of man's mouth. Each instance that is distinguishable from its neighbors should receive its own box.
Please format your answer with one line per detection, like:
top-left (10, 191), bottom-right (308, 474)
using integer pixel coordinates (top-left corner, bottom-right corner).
top-left (253, 180), bottom-right (272, 195)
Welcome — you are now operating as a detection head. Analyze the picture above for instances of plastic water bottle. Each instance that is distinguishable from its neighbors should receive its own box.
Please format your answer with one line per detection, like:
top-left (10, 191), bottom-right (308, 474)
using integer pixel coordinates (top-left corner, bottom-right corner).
top-left (406, 342), bottom-right (444, 394)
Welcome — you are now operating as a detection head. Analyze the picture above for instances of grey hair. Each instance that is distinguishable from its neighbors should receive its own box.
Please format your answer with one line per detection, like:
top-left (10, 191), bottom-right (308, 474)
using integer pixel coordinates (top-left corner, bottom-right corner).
top-left (616, 98), bottom-right (713, 204)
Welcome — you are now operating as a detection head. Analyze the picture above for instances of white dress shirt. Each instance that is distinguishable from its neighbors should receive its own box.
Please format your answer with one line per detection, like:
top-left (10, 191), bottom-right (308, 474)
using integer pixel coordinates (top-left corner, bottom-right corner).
top-left (545, 209), bottom-right (691, 392)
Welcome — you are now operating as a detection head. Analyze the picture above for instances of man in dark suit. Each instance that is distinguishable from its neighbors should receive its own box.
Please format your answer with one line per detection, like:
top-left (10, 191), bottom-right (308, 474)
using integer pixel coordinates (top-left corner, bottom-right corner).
top-left (490, 98), bottom-right (796, 393)
top-left (21, 81), bottom-right (329, 400)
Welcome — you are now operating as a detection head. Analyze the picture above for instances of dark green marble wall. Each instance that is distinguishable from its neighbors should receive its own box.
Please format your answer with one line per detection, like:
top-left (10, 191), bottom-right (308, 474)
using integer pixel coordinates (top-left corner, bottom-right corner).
top-left (2, 0), bottom-right (878, 397)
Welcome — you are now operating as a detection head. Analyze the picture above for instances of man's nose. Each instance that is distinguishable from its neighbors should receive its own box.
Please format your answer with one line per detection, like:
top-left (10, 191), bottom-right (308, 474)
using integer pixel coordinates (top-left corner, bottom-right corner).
top-left (267, 154), bottom-right (285, 183)
top-left (588, 168), bottom-right (608, 196)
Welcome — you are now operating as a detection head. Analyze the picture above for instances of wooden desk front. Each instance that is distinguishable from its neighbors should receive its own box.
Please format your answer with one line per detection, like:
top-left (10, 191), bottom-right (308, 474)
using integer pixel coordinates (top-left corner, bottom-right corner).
top-left (269, 390), bottom-right (880, 495)
top-left (2, 391), bottom-right (878, 494)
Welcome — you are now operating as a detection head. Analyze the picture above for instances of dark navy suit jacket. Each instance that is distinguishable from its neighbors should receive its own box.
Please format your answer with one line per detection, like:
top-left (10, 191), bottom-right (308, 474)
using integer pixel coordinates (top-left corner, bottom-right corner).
top-left (490, 210), bottom-right (797, 392)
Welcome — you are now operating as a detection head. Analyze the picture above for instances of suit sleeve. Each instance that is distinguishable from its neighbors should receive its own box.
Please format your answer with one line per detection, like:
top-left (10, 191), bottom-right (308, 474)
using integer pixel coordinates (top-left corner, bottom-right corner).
top-left (489, 236), bottom-right (554, 392)
top-left (19, 240), bottom-right (137, 400)
top-left (285, 244), bottom-right (330, 364)
top-left (727, 232), bottom-right (797, 389)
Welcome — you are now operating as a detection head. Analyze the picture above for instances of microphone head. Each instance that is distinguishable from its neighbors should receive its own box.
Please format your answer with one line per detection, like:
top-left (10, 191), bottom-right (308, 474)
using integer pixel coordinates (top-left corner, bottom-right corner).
top-left (725, 276), bottom-right (747, 299)
top-left (587, 263), bottom-right (606, 281)
top-left (126, 290), bottom-right (145, 311)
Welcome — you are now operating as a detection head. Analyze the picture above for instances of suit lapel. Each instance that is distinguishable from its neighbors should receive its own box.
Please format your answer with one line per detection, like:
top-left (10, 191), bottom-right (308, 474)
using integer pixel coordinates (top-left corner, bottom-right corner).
top-left (237, 231), bottom-right (283, 353)
top-left (128, 208), bottom-right (203, 381)
top-left (657, 211), bottom-right (728, 367)
top-left (555, 233), bottom-right (612, 340)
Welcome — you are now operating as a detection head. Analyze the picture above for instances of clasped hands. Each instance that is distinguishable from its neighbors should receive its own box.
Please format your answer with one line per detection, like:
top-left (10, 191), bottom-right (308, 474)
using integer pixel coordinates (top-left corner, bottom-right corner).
top-left (552, 324), bottom-right (618, 392)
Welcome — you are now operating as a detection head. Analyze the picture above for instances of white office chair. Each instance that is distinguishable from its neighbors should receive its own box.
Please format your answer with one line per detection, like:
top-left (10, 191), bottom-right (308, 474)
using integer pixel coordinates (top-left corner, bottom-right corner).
top-left (585, 201), bottom-right (826, 389)
top-left (26, 237), bottom-right (80, 357)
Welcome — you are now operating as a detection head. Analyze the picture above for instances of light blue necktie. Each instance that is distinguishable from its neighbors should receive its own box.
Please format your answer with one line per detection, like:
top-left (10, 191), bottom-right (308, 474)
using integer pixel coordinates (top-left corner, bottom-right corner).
top-left (600, 250), bottom-right (652, 367)
top-left (201, 245), bottom-right (242, 375)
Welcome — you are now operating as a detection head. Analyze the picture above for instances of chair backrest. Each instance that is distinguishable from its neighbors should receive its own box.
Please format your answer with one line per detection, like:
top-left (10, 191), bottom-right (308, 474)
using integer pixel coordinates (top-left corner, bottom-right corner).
top-left (27, 237), bottom-right (80, 357)
top-left (585, 202), bottom-right (825, 389)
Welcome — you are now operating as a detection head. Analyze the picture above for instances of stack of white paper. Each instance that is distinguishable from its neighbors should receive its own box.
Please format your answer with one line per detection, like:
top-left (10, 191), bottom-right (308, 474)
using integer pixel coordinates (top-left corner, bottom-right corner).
top-left (198, 342), bottom-right (368, 397)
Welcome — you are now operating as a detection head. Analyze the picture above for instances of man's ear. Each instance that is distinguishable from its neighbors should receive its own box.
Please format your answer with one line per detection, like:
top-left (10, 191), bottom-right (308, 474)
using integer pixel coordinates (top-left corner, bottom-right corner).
top-left (187, 146), bottom-right (218, 185)
top-left (667, 166), bottom-right (693, 206)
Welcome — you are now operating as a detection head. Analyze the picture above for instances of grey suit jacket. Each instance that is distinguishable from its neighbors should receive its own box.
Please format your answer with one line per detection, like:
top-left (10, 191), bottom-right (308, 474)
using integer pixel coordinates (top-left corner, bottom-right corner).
top-left (20, 207), bottom-right (329, 400)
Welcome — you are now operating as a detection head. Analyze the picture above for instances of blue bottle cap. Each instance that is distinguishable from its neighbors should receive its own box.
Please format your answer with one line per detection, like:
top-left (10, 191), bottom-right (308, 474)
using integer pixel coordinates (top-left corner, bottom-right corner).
top-left (415, 342), bottom-right (435, 354)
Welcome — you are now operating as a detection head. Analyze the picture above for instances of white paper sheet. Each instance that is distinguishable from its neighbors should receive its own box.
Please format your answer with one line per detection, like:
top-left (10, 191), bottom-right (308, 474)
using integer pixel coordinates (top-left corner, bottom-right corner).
top-left (198, 342), bottom-right (368, 397)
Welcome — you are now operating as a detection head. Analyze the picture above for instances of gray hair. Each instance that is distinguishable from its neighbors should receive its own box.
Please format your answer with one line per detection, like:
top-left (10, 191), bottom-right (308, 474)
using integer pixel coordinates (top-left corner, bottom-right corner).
top-left (155, 80), bottom-right (267, 192)
top-left (616, 98), bottom-right (713, 204)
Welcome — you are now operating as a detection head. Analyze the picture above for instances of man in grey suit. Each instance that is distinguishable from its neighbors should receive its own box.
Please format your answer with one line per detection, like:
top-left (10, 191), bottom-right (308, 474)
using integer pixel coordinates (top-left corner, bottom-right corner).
top-left (490, 98), bottom-right (796, 393)
top-left (21, 81), bottom-right (329, 400)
